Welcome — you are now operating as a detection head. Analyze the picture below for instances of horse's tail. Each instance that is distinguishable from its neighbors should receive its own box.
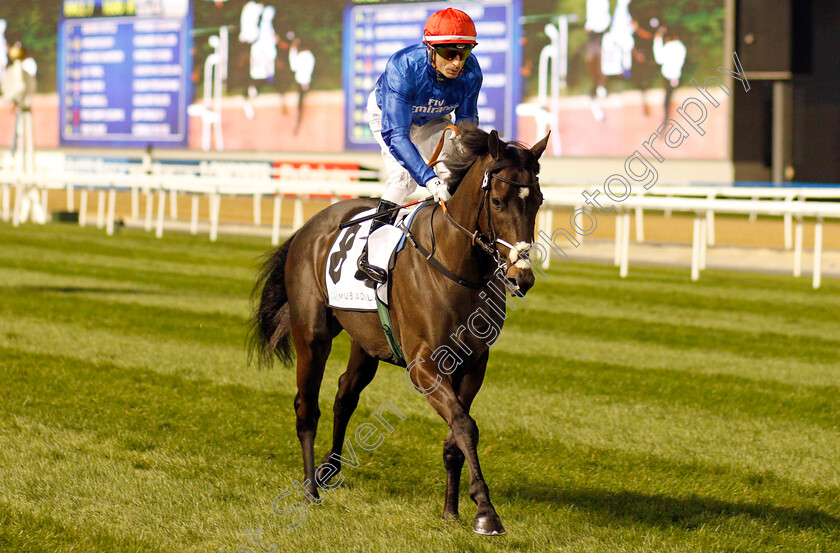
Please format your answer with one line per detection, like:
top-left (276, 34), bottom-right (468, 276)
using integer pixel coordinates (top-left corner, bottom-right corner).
top-left (248, 231), bottom-right (299, 369)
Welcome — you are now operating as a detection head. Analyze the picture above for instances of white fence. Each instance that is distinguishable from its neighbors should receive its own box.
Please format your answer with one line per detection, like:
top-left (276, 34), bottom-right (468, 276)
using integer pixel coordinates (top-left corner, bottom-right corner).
top-left (0, 157), bottom-right (382, 245)
top-left (2, 155), bottom-right (839, 288)
top-left (539, 191), bottom-right (840, 289)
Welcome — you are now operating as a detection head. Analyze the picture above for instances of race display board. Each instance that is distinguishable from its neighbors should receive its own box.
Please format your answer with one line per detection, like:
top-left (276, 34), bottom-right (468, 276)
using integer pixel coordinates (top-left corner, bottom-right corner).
top-left (342, 0), bottom-right (522, 150)
top-left (58, 0), bottom-right (192, 147)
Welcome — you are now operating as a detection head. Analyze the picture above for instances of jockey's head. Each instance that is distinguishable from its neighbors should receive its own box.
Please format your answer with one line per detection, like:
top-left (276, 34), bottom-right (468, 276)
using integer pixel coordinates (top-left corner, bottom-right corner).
top-left (423, 8), bottom-right (477, 80)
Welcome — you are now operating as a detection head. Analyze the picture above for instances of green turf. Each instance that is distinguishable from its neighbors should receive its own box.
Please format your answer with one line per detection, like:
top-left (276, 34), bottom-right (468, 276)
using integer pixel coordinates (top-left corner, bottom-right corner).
top-left (1, 222), bottom-right (839, 553)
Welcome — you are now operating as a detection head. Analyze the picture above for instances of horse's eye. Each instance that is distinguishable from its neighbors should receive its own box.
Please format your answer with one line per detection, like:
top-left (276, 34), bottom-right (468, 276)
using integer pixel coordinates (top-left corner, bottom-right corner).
top-left (491, 197), bottom-right (502, 209)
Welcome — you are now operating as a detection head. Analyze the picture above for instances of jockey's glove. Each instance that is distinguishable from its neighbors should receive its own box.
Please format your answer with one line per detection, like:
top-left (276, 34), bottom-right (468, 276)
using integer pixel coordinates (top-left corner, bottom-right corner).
top-left (425, 177), bottom-right (451, 203)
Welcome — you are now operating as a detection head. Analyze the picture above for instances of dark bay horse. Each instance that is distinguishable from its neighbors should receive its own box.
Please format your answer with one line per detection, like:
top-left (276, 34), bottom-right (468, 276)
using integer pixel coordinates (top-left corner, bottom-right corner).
top-left (249, 124), bottom-right (548, 535)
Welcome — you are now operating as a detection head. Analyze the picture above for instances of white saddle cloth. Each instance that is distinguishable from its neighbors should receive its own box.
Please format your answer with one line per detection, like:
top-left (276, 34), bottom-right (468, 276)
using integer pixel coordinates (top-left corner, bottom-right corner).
top-left (325, 206), bottom-right (416, 311)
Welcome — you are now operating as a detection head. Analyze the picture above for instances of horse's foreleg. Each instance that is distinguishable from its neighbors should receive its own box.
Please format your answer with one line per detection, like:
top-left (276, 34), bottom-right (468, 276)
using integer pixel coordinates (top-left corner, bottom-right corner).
top-left (292, 328), bottom-right (332, 503)
top-left (442, 359), bottom-right (486, 520)
top-left (412, 354), bottom-right (503, 535)
top-left (442, 431), bottom-right (464, 520)
top-left (318, 342), bottom-right (378, 482)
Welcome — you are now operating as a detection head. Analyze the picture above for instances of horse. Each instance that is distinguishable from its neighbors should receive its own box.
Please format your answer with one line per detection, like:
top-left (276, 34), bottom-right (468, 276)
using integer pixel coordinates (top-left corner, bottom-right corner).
top-left (249, 123), bottom-right (548, 535)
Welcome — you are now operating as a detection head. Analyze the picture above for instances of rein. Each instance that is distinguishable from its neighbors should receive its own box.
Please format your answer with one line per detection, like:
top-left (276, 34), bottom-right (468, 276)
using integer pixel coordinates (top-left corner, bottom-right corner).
top-left (400, 211), bottom-right (490, 290)
top-left (427, 124), bottom-right (461, 167)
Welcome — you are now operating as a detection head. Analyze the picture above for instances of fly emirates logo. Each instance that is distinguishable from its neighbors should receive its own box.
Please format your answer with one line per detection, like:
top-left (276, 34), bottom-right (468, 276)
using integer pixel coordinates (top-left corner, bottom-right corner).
top-left (413, 98), bottom-right (458, 115)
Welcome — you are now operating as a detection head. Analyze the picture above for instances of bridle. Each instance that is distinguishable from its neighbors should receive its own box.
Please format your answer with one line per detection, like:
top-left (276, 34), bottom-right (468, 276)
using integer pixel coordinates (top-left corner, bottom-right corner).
top-left (450, 167), bottom-right (540, 275)
top-left (404, 163), bottom-right (540, 290)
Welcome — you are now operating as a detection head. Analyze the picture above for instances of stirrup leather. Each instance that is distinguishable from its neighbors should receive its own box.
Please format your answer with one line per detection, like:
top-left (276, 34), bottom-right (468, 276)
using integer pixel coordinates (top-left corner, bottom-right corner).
top-left (354, 199), bottom-right (399, 284)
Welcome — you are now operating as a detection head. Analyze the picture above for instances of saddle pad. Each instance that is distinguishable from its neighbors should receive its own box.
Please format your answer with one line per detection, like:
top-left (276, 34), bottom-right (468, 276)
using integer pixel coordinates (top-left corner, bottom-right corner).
top-left (325, 207), bottom-right (415, 311)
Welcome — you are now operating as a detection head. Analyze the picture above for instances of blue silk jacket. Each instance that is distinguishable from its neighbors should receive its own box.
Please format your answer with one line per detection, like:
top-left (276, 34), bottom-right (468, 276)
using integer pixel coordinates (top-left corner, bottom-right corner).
top-left (373, 43), bottom-right (482, 186)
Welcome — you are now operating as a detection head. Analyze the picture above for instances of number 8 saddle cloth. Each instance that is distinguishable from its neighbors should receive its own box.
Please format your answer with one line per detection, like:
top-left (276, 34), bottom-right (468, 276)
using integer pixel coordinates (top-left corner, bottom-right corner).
top-left (324, 202), bottom-right (427, 312)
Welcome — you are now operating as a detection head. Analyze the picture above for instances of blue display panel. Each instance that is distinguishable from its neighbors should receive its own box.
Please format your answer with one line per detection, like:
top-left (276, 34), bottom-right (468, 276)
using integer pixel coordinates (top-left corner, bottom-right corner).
top-left (58, 0), bottom-right (192, 148)
top-left (342, 0), bottom-right (522, 150)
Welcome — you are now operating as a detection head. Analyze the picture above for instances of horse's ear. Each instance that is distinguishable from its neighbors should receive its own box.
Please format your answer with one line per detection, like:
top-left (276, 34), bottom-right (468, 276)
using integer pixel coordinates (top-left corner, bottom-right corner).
top-left (488, 130), bottom-right (505, 160)
top-left (531, 131), bottom-right (550, 159)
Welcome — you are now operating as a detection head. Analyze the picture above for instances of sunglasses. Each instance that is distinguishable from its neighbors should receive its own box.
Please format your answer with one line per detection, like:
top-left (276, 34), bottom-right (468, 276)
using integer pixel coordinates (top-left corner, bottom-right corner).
top-left (434, 45), bottom-right (474, 62)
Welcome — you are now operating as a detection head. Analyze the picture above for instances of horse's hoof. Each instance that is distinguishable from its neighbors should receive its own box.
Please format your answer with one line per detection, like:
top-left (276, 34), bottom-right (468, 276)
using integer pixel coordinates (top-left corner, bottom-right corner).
top-left (474, 515), bottom-right (505, 536)
top-left (315, 462), bottom-right (340, 485)
top-left (442, 511), bottom-right (459, 521)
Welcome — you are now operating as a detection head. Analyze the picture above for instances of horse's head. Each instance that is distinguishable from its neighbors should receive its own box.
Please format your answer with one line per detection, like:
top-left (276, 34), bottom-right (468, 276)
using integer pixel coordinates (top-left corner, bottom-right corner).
top-left (481, 130), bottom-right (548, 296)
top-left (445, 124), bottom-right (549, 297)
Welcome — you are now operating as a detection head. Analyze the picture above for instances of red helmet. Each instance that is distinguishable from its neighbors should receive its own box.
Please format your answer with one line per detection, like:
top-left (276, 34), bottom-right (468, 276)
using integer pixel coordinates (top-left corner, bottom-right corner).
top-left (423, 8), bottom-right (477, 47)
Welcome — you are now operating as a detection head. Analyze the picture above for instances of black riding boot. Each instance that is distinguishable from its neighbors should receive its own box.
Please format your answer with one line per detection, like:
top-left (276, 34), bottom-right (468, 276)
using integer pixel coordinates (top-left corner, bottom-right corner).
top-left (356, 199), bottom-right (400, 284)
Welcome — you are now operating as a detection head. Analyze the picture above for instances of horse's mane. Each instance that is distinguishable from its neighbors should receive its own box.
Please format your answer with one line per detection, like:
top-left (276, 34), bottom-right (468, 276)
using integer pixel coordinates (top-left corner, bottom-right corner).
top-left (443, 122), bottom-right (541, 190)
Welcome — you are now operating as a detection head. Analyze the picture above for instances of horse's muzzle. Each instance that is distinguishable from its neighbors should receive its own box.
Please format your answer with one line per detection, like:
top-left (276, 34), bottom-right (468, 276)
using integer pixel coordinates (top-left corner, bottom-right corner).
top-left (498, 241), bottom-right (537, 297)
top-left (504, 266), bottom-right (535, 297)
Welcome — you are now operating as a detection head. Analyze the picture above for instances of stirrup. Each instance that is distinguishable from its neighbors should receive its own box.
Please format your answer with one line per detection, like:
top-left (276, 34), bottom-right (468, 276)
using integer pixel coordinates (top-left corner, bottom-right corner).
top-left (356, 250), bottom-right (387, 284)
top-left (355, 265), bottom-right (387, 284)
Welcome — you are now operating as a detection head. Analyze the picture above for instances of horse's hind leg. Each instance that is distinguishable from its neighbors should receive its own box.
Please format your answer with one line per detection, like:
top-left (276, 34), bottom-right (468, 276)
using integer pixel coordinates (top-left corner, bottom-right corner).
top-left (292, 323), bottom-right (333, 503)
top-left (318, 341), bottom-right (378, 481)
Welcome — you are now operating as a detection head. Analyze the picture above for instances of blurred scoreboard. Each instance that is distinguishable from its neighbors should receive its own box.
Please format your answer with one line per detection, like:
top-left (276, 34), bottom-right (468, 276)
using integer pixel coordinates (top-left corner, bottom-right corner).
top-left (342, 0), bottom-right (522, 150)
top-left (58, 0), bottom-right (192, 148)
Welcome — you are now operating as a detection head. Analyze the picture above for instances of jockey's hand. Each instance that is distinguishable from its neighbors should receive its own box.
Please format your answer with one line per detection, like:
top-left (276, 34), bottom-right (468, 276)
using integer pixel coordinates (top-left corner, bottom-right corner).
top-left (426, 177), bottom-right (451, 203)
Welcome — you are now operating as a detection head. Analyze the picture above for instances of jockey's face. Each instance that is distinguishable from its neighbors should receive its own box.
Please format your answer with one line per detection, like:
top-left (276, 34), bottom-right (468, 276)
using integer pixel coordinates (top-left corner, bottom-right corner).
top-left (432, 49), bottom-right (466, 79)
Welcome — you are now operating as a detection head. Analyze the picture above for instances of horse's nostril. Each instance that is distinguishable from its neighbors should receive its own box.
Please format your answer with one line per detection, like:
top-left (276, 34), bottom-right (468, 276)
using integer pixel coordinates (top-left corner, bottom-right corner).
top-left (505, 278), bottom-right (524, 297)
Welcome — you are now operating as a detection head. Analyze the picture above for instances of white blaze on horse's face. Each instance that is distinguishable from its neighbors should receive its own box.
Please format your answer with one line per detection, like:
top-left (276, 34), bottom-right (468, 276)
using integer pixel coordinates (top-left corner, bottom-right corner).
top-left (518, 187), bottom-right (529, 199)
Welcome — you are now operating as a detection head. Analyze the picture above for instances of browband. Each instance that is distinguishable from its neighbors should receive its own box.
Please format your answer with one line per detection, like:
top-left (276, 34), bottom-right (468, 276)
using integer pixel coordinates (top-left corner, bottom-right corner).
top-left (482, 170), bottom-right (539, 190)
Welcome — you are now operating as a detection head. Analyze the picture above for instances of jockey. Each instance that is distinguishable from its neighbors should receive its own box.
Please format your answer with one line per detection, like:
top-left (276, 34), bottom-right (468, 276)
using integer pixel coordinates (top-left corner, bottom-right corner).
top-left (356, 7), bottom-right (483, 284)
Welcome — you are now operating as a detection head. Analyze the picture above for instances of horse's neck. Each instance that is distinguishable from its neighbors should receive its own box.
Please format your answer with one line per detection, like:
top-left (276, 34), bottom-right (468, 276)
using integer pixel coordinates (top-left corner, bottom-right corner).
top-left (445, 158), bottom-right (487, 232)
top-left (429, 159), bottom-right (490, 281)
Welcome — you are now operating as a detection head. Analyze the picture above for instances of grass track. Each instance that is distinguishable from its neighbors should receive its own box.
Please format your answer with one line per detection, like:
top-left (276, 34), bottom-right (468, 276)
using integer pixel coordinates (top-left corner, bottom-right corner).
top-left (1, 222), bottom-right (839, 553)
